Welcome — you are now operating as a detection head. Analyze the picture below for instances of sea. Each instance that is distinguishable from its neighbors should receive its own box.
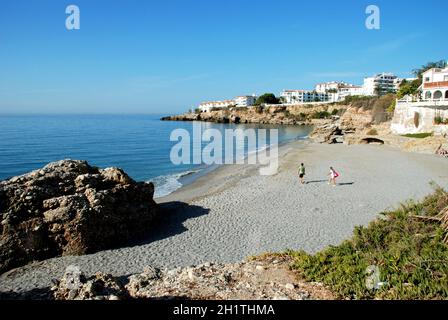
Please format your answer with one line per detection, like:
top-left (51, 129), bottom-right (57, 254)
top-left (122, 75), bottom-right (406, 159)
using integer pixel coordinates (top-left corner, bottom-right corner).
top-left (0, 114), bottom-right (312, 198)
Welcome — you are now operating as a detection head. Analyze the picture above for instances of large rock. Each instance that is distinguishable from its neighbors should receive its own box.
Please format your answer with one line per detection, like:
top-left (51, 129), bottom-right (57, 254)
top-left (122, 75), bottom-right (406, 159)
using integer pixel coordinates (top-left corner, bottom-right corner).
top-left (309, 122), bottom-right (344, 144)
top-left (0, 160), bottom-right (159, 273)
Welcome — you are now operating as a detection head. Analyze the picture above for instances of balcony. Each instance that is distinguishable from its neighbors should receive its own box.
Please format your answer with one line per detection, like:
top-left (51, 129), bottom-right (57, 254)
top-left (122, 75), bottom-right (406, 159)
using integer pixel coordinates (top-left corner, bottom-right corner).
top-left (423, 81), bottom-right (448, 89)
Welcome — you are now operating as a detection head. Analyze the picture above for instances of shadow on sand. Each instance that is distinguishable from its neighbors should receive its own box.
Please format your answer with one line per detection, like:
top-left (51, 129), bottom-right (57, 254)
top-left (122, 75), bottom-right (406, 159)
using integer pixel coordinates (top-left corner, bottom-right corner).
top-left (305, 180), bottom-right (327, 184)
top-left (305, 180), bottom-right (355, 186)
top-left (338, 182), bottom-right (355, 186)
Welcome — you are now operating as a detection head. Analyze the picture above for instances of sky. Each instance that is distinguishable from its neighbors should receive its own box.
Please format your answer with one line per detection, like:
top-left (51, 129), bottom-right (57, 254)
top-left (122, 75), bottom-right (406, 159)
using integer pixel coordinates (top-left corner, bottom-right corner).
top-left (0, 0), bottom-right (447, 114)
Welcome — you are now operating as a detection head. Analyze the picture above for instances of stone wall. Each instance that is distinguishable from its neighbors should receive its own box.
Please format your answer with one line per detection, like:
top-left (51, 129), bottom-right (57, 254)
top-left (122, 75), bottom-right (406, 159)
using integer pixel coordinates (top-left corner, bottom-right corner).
top-left (391, 102), bottom-right (448, 135)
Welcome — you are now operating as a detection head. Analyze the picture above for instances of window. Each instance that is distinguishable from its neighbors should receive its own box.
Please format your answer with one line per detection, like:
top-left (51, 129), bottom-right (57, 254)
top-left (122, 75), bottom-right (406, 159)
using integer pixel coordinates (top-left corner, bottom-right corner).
top-left (434, 91), bottom-right (443, 99)
top-left (425, 77), bottom-right (430, 82)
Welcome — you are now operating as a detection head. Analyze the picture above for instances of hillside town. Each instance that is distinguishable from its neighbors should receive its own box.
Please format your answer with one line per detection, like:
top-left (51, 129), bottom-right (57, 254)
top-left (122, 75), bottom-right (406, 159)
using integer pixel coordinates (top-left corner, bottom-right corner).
top-left (196, 72), bottom-right (419, 112)
top-left (192, 64), bottom-right (448, 137)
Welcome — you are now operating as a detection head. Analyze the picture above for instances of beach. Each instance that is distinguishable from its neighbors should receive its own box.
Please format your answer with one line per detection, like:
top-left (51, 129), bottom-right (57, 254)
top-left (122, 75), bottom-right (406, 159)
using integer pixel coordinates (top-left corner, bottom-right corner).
top-left (1, 141), bottom-right (448, 293)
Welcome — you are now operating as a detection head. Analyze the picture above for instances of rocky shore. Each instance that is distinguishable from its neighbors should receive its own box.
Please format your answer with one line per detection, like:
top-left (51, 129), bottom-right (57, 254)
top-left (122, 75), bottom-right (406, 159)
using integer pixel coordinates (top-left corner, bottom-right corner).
top-left (162, 98), bottom-right (448, 155)
top-left (161, 103), bottom-right (346, 125)
top-left (0, 254), bottom-right (333, 300)
top-left (0, 160), bottom-right (160, 274)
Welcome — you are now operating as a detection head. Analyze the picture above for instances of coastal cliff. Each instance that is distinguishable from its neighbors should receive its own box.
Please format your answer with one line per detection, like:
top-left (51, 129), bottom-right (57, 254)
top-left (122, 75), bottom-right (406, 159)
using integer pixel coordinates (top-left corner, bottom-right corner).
top-left (0, 160), bottom-right (160, 273)
top-left (161, 103), bottom-right (347, 125)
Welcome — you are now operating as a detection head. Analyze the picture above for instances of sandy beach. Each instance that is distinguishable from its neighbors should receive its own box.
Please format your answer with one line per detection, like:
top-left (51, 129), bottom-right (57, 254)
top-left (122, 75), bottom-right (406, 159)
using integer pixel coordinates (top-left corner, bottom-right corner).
top-left (1, 141), bottom-right (448, 293)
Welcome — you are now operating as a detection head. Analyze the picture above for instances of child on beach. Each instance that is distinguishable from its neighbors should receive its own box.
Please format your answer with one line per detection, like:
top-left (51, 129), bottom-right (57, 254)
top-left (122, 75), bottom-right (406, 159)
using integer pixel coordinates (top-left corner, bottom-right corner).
top-left (298, 163), bottom-right (306, 184)
top-left (328, 166), bottom-right (339, 186)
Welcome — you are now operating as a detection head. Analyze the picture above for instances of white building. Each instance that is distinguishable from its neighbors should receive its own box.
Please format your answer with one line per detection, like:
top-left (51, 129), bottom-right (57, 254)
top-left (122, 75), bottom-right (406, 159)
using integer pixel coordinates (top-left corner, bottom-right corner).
top-left (198, 99), bottom-right (236, 112)
top-left (337, 85), bottom-right (364, 101)
top-left (234, 95), bottom-right (257, 107)
top-left (421, 67), bottom-right (448, 101)
top-left (363, 73), bottom-right (399, 96)
top-left (315, 81), bottom-right (364, 102)
top-left (280, 90), bottom-right (329, 104)
top-left (391, 67), bottom-right (448, 136)
top-left (315, 81), bottom-right (345, 93)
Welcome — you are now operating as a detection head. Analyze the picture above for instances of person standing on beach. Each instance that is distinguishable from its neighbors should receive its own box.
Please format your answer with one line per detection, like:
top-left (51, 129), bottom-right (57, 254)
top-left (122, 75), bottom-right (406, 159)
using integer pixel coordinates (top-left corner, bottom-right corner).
top-left (328, 166), bottom-right (339, 186)
top-left (298, 163), bottom-right (306, 184)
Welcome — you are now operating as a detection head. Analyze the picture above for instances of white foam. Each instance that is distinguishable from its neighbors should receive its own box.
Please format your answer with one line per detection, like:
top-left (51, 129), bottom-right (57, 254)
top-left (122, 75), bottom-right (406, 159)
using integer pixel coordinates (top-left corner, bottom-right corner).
top-left (152, 169), bottom-right (199, 198)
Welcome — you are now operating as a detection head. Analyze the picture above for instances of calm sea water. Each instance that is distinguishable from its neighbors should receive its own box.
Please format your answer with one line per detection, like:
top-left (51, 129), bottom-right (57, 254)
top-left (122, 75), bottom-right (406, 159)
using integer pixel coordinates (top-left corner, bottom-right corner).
top-left (0, 115), bottom-right (312, 197)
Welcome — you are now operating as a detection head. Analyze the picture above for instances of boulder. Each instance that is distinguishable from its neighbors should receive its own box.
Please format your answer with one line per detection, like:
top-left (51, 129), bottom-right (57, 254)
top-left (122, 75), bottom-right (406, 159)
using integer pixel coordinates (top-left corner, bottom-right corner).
top-left (52, 267), bottom-right (126, 300)
top-left (0, 160), bottom-right (160, 273)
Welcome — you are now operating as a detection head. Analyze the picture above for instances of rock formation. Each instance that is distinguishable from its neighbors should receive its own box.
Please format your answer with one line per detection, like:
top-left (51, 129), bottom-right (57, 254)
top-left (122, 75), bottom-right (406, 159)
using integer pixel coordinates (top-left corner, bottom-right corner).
top-left (50, 254), bottom-right (333, 300)
top-left (0, 160), bottom-right (159, 273)
top-left (161, 104), bottom-right (346, 126)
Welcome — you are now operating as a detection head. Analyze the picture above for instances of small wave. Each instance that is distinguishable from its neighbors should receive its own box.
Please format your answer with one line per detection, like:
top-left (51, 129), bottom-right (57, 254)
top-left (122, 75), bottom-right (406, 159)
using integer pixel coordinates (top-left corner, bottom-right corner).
top-left (151, 169), bottom-right (200, 198)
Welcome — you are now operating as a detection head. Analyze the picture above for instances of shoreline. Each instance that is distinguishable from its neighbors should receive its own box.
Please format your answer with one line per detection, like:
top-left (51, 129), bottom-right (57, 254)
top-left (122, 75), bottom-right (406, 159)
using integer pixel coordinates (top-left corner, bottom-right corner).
top-left (1, 140), bottom-right (448, 293)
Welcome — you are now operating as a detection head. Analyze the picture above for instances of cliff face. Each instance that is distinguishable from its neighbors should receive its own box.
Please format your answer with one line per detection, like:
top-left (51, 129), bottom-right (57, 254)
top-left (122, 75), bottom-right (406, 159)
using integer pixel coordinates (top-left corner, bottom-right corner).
top-left (339, 106), bottom-right (375, 131)
top-left (309, 106), bottom-right (378, 143)
top-left (162, 104), bottom-right (347, 125)
top-left (0, 160), bottom-right (160, 273)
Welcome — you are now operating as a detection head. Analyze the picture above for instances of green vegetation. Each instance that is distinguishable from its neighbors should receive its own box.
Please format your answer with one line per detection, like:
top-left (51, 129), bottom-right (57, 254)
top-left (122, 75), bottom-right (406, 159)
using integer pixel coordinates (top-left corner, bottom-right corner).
top-left (254, 93), bottom-right (280, 105)
top-left (401, 133), bottom-right (433, 139)
top-left (397, 79), bottom-right (421, 99)
top-left (289, 185), bottom-right (448, 300)
top-left (396, 60), bottom-right (448, 99)
top-left (331, 109), bottom-right (339, 116)
top-left (434, 116), bottom-right (448, 125)
top-left (387, 99), bottom-right (396, 113)
top-left (311, 111), bottom-right (331, 119)
top-left (413, 60), bottom-right (447, 80)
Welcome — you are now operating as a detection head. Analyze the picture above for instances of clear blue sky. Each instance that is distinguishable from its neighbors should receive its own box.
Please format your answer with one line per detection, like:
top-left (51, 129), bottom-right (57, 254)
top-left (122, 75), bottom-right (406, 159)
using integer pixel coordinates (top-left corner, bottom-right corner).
top-left (0, 0), bottom-right (446, 114)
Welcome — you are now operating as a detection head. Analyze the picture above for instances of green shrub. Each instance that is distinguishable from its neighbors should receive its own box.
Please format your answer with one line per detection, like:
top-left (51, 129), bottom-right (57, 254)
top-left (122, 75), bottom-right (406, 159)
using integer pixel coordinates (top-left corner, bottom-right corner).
top-left (401, 133), bottom-right (433, 139)
top-left (387, 100), bottom-right (396, 113)
top-left (311, 111), bottom-right (331, 119)
top-left (289, 186), bottom-right (448, 300)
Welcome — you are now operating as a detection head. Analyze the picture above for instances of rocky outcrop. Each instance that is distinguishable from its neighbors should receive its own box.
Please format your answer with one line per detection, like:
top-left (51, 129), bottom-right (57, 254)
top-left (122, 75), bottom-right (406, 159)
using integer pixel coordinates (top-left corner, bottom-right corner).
top-left (310, 106), bottom-right (379, 144)
top-left (50, 254), bottom-right (334, 300)
top-left (0, 160), bottom-right (159, 274)
top-left (309, 122), bottom-right (344, 144)
top-left (402, 136), bottom-right (448, 154)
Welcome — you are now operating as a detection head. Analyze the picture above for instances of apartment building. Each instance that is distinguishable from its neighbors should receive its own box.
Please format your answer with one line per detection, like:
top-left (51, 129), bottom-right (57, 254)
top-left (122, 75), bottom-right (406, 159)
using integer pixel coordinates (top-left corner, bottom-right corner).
top-left (363, 73), bottom-right (399, 96)
top-left (234, 95), bottom-right (257, 107)
top-left (199, 100), bottom-right (236, 112)
top-left (280, 90), bottom-right (329, 104)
